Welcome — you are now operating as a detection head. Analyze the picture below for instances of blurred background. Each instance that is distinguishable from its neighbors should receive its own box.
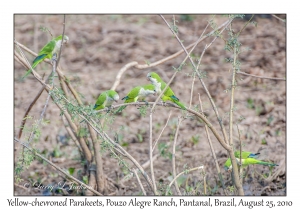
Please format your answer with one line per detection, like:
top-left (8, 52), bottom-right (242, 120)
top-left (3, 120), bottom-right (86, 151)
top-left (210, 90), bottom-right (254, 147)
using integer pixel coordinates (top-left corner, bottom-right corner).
top-left (14, 14), bottom-right (286, 195)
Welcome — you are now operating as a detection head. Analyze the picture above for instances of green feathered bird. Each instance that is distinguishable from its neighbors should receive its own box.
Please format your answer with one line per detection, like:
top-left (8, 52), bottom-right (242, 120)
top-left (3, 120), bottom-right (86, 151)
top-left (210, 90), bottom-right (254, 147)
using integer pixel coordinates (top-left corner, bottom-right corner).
top-left (23, 35), bottom-right (69, 78)
top-left (93, 90), bottom-right (119, 110)
top-left (146, 72), bottom-right (186, 110)
top-left (224, 156), bottom-right (278, 171)
top-left (116, 84), bottom-right (156, 113)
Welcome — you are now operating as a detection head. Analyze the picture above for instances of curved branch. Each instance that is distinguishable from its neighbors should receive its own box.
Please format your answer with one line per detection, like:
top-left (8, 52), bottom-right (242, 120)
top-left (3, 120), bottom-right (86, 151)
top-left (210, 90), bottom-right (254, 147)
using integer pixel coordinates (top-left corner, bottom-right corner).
top-left (108, 19), bottom-right (232, 91)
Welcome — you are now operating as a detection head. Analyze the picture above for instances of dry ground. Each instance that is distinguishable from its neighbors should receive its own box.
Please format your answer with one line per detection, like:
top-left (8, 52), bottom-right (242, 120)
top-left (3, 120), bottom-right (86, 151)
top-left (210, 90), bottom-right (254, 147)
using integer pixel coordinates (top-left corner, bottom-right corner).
top-left (14, 14), bottom-right (286, 196)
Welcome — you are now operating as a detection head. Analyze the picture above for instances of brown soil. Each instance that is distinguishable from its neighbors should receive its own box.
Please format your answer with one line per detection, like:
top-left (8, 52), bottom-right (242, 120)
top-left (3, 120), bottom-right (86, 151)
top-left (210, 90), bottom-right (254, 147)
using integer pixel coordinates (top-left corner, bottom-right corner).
top-left (14, 14), bottom-right (286, 196)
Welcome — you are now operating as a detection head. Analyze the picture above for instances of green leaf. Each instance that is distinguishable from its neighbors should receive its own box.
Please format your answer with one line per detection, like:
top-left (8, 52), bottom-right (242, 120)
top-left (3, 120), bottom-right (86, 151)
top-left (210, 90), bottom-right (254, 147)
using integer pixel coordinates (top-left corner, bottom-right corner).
top-left (82, 175), bottom-right (88, 184)
top-left (261, 138), bottom-right (267, 145)
top-left (68, 167), bottom-right (75, 175)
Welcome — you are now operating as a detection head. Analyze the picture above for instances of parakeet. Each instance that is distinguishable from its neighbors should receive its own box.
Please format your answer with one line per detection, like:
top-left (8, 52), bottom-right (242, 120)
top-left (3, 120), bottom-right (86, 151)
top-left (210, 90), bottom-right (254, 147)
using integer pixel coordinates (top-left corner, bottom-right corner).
top-left (224, 157), bottom-right (278, 171)
top-left (23, 34), bottom-right (69, 78)
top-left (116, 84), bottom-right (156, 113)
top-left (234, 151), bottom-right (260, 159)
top-left (93, 90), bottom-right (119, 110)
top-left (146, 72), bottom-right (186, 110)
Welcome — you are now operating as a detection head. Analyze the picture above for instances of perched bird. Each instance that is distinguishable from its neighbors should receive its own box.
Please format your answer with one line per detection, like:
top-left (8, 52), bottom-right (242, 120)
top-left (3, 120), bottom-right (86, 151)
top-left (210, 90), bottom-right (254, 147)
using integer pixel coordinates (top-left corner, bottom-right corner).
top-left (146, 72), bottom-right (186, 110)
top-left (23, 34), bottom-right (69, 78)
top-left (116, 84), bottom-right (156, 113)
top-left (93, 90), bottom-right (119, 110)
top-left (224, 157), bottom-right (278, 171)
top-left (234, 151), bottom-right (260, 159)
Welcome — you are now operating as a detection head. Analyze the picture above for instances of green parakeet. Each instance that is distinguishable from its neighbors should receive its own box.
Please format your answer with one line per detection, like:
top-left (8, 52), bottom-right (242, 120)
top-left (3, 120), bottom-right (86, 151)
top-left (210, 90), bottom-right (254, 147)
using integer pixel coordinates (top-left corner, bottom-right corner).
top-left (146, 72), bottom-right (186, 110)
top-left (116, 84), bottom-right (156, 113)
top-left (23, 34), bottom-right (69, 78)
top-left (224, 157), bottom-right (278, 171)
top-left (93, 90), bottom-right (119, 110)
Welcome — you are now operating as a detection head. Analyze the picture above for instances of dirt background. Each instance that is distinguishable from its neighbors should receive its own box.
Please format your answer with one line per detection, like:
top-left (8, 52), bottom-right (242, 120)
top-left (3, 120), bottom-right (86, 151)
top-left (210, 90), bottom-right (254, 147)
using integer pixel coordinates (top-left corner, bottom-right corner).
top-left (14, 14), bottom-right (286, 196)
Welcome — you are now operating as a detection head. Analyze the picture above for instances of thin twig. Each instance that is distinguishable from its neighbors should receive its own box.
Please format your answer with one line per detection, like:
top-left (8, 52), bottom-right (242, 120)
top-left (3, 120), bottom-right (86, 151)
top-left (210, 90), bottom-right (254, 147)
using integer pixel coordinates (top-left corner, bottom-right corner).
top-left (237, 124), bottom-right (242, 175)
top-left (237, 15), bottom-right (254, 37)
top-left (168, 166), bottom-right (204, 190)
top-left (198, 93), bottom-right (227, 194)
top-left (237, 71), bottom-right (286, 81)
top-left (229, 48), bottom-right (237, 145)
top-left (56, 15), bottom-right (66, 68)
top-left (160, 14), bottom-right (233, 145)
top-left (271, 14), bottom-right (286, 23)
top-left (111, 61), bottom-right (138, 90)
top-left (18, 83), bottom-right (45, 139)
top-left (110, 19), bottom-right (231, 91)
top-left (228, 45), bottom-right (244, 195)
top-left (189, 73), bottom-right (196, 109)
top-left (14, 183), bottom-right (29, 191)
top-left (202, 167), bottom-right (207, 195)
top-left (133, 169), bottom-right (147, 195)
top-left (172, 116), bottom-right (183, 195)
top-left (14, 137), bottom-right (102, 196)
top-left (152, 111), bottom-right (172, 152)
top-left (149, 112), bottom-right (157, 195)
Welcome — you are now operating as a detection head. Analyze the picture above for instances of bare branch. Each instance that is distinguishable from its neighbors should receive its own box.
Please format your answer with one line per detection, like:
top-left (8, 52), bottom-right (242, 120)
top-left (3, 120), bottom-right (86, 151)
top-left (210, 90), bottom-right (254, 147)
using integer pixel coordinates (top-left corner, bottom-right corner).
top-left (133, 169), bottom-right (147, 195)
top-left (272, 14), bottom-right (286, 22)
top-left (168, 165), bottom-right (204, 192)
top-left (237, 71), bottom-right (286, 81)
top-left (172, 116), bottom-right (183, 195)
top-left (152, 111), bottom-right (172, 152)
top-left (149, 112), bottom-right (157, 194)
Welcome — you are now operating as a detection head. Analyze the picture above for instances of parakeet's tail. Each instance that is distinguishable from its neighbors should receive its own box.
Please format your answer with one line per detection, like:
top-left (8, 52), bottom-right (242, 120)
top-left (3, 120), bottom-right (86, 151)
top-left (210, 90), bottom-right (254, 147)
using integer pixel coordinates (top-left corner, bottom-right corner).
top-left (257, 161), bottom-right (278, 167)
top-left (93, 104), bottom-right (99, 110)
top-left (169, 95), bottom-right (186, 110)
top-left (22, 69), bottom-right (33, 79)
top-left (22, 54), bottom-right (47, 79)
top-left (174, 100), bottom-right (186, 110)
top-left (115, 105), bottom-right (127, 113)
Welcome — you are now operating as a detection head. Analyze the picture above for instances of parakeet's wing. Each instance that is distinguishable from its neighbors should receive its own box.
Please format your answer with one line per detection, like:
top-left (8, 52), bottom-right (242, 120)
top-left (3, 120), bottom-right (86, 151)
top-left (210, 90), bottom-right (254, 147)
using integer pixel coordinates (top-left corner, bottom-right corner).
top-left (125, 86), bottom-right (141, 102)
top-left (32, 40), bottom-right (56, 68)
top-left (94, 92), bottom-right (107, 110)
top-left (142, 84), bottom-right (155, 90)
top-left (235, 151), bottom-right (260, 159)
top-left (160, 82), bottom-right (175, 97)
